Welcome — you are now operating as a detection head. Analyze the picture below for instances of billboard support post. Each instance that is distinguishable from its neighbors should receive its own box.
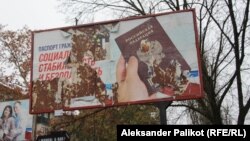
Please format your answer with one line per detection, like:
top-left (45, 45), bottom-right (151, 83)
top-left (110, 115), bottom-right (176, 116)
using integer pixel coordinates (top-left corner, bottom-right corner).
top-left (154, 101), bottom-right (172, 125)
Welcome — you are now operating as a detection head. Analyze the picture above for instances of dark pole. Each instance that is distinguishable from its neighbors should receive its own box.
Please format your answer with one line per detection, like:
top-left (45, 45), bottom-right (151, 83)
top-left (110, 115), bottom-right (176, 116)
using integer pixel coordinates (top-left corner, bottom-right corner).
top-left (154, 101), bottom-right (172, 125)
top-left (75, 18), bottom-right (79, 26)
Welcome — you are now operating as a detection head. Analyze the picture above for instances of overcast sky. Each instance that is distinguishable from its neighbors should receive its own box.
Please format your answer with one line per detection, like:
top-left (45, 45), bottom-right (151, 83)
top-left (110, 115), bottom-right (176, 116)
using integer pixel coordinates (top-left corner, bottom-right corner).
top-left (0, 0), bottom-right (70, 30)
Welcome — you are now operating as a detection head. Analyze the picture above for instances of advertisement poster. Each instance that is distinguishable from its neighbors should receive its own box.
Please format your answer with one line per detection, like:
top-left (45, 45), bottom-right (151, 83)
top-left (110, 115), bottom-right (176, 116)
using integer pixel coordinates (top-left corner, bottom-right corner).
top-left (31, 9), bottom-right (203, 113)
top-left (0, 99), bottom-right (33, 141)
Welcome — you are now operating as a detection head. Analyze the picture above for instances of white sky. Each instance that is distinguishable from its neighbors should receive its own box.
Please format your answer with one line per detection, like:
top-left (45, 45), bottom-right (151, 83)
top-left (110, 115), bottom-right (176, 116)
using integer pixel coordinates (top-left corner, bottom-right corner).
top-left (0, 0), bottom-right (70, 30)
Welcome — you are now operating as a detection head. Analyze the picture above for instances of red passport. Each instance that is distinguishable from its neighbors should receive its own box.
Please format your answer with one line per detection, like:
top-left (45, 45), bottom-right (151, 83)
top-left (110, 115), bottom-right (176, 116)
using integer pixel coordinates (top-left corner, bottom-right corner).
top-left (115, 17), bottom-right (190, 96)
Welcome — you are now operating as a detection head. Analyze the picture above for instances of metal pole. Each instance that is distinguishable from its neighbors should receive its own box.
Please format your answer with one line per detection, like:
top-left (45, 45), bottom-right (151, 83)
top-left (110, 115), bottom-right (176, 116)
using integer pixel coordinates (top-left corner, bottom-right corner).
top-left (154, 101), bottom-right (172, 125)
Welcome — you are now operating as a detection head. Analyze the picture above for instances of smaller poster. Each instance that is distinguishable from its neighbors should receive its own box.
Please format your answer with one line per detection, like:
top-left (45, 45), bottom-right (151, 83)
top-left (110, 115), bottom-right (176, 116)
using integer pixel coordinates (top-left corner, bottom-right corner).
top-left (0, 99), bottom-right (33, 141)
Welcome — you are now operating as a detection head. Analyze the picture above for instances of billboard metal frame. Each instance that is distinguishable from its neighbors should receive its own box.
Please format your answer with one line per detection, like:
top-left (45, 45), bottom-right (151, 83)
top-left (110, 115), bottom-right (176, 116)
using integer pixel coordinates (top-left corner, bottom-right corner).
top-left (30, 9), bottom-right (203, 114)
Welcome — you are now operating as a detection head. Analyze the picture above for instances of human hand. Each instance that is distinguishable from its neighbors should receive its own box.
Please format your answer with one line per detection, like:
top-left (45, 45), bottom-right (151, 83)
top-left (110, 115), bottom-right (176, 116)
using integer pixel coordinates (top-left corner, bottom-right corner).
top-left (116, 56), bottom-right (149, 102)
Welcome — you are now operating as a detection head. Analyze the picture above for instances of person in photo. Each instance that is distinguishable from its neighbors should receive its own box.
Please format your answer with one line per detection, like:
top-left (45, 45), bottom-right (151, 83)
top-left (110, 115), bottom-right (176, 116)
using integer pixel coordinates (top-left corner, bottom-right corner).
top-left (0, 105), bottom-right (15, 141)
top-left (11, 101), bottom-right (26, 141)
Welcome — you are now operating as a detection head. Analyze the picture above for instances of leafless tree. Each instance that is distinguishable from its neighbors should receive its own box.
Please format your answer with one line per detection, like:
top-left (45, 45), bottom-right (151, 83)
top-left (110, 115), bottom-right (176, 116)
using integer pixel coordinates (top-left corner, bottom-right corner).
top-left (197, 0), bottom-right (250, 125)
top-left (58, 0), bottom-right (191, 24)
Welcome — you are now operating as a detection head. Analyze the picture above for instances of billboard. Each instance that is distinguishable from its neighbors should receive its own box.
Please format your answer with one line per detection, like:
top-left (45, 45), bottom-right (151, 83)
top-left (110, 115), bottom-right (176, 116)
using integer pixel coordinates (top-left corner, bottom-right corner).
top-left (30, 9), bottom-right (203, 113)
top-left (0, 99), bottom-right (33, 141)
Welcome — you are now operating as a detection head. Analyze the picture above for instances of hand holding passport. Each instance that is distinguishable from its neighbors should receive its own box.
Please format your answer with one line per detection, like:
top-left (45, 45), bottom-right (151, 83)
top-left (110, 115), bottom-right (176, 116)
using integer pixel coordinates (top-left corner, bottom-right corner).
top-left (115, 17), bottom-right (190, 101)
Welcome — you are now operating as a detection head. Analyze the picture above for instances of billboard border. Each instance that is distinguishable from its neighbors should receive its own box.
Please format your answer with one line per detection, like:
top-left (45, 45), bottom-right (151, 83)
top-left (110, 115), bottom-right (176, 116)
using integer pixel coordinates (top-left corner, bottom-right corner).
top-left (30, 8), bottom-right (204, 114)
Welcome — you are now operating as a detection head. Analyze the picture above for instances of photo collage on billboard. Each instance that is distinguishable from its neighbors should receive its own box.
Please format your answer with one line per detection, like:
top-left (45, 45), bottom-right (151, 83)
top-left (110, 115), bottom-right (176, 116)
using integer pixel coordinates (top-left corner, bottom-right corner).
top-left (31, 9), bottom-right (203, 113)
